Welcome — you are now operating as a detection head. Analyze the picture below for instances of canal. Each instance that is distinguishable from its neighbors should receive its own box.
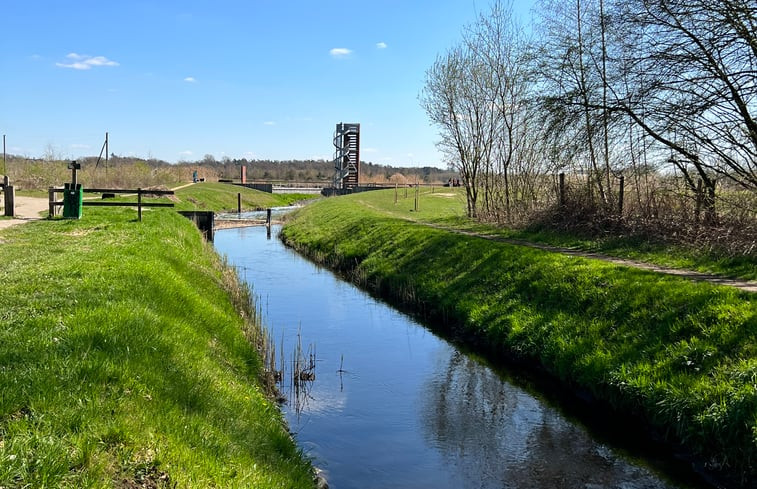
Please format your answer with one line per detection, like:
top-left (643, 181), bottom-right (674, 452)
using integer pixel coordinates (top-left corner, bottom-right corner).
top-left (215, 225), bottom-right (706, 489)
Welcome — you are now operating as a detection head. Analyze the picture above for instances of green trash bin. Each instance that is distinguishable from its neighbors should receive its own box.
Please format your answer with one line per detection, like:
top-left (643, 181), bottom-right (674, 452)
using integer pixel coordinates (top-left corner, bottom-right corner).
top-left (63, 183), bottom-right (83, 219)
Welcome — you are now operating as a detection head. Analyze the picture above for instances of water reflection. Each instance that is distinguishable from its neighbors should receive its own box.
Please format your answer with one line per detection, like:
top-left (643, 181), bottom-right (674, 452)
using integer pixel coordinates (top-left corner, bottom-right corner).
top-left (215, 226), bottom-right (694, 489)
top-left (422, 350), bottom-right (673, 488)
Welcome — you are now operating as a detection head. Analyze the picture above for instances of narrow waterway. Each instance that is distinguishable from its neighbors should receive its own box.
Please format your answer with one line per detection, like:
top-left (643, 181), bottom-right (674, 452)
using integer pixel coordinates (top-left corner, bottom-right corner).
top-left (215, 226), bottom-right (705, 489)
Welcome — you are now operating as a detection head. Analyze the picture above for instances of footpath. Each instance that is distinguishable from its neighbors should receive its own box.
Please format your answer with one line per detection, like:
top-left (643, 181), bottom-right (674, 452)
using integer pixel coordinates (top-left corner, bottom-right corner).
top-left (437, 225), bottom-right (757, 293)
top-left (0, 196), bottom-right (49, 230)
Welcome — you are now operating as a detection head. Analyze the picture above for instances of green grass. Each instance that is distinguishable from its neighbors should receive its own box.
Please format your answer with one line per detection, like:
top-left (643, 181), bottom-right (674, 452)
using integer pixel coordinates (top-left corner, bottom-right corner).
top-left (281, 192), bottom-right (757, 482)
top-left (342, 188), bottom-right (757, 280)
top-left (76, 183), bottom-right (311, 214)
top-left (0, 208), bottom-right (314, 488)
top-left (173, 183), bottom-right (311, 212)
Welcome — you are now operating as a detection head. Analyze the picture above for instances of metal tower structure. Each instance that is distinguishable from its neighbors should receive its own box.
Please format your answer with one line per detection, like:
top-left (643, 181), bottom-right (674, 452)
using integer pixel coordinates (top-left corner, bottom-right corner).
top-left (333, 122), bottom-right (360, 190)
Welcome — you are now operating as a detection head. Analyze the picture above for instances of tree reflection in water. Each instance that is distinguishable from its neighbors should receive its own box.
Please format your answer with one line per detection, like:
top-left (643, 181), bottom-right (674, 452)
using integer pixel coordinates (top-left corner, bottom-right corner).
top-left (421, 349), bottom-right (679, 489)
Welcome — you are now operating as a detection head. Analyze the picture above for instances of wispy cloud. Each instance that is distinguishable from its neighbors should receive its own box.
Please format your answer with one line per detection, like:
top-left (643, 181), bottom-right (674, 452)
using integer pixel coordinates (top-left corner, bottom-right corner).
top-left (376, 42), bottom-right (387, 49)
top-left (329, 48), bottom-right (352, 58)
top-left (184, 76), bottom-right (196, 83)
top-left (70, 143), bottom-right (90, 150)
top-left (263, 121), bottom-right (276, 126)
top-left (56, 53), bottom-right (119, 70)
top-left (179, 150), bottom-right (193, 157)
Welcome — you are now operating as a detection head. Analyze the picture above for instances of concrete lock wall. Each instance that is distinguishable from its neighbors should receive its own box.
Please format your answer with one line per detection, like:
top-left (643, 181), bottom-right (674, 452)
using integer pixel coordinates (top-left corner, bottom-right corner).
top-left (178, 211), bottom-right (215, 242)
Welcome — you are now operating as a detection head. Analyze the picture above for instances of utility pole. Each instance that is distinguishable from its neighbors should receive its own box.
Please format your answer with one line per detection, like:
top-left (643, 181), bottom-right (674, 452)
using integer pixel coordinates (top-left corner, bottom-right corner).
top-left (2, 134), bottom-right (6, 176)
top-left (105, 132), bottom-right (109, 179)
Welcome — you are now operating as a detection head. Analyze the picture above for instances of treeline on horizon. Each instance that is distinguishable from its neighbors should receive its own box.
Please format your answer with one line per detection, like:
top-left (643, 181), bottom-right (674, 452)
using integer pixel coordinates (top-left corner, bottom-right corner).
top-left (2, 152), bottom-right (458, 190)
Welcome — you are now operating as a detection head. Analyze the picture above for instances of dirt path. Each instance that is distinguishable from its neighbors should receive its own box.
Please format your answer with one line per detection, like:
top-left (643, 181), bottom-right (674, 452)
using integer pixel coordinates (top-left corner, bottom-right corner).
top-left (432, 225), bottom-right (757, 293)
top-left (0, 196), bottom-right (49, 230)
top-left (356, 200), bottom-right (757, 293)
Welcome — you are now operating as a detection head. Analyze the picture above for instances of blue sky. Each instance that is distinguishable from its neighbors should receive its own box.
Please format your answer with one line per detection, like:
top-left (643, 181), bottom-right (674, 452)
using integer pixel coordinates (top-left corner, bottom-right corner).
top-left (2, 1), bottom-right (533, 168)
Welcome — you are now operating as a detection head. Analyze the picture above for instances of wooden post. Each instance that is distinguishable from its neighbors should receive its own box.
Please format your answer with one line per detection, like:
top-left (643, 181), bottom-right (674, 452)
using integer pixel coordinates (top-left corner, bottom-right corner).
top-left (618, 175), bottom-right (624, 215)
top-left (237, 192), bottom-right (242, 213)
top-left (414, 182), bottom-right (419, 211)
top-left (48, 187), bottom-right (56, 217)
top-left (394, 183), bottom-right (398, 204)
top-left (559, 172), bottom-right (566, 207)
top-left (3, 183), bottom-right (14, 217)
top-left (266, 208), bottom-right (272, 227)
top-left (137, 188), bottom-right (142, 221)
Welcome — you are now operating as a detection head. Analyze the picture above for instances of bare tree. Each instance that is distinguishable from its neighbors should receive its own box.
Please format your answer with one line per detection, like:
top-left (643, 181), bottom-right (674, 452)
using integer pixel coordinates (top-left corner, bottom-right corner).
top-left (421, 44), bottom-right (498, 218)
top-left (606, 0), bottom-right (757, 222)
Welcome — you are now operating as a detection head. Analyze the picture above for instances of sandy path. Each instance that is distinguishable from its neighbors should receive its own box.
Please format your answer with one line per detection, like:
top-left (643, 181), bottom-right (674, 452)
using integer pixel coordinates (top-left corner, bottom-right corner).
top-left (0, 196), bottom-right (49, 230)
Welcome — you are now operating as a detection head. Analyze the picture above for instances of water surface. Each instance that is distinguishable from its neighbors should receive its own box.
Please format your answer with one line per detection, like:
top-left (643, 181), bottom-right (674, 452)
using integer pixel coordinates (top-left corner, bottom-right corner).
top-left (215, 226), bottom-right (702, 489)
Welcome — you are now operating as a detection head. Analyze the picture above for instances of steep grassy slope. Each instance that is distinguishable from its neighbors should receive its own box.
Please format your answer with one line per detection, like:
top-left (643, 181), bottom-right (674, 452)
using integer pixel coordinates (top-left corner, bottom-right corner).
top-left (0, 208), bottom-right (314, 488)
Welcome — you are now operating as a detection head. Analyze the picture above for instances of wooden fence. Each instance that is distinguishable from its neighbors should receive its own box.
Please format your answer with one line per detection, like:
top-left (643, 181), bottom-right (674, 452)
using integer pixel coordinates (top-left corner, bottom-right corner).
top-left (49, 187), bottom-right (175, 221)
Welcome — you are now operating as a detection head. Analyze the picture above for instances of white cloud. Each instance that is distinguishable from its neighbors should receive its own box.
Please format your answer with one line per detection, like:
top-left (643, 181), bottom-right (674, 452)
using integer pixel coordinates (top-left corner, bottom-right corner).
top-left (263, 121), bottom-right (276, 126)
top-left (184, 76), bottom-right (196, 83)
top-left (56, 52), bottom-right (119, 70)
top-left (179, 150), bottom-right (193, 156)
top-left (70, 144), bottom-right (90, 149)
top-left (376, 42), bottom-right (387, 49)
top-left (329, 48), bottom-right (352, 58)
top-left (363, 147), bottom-right (378, 153)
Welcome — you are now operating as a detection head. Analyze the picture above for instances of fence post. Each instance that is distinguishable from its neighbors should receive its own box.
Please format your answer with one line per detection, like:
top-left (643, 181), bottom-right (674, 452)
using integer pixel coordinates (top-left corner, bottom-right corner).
top-left (3, 176), bottom-right (14, 217)
top-left (618, 175), bottom-right (624, 215)
top-left (237, 192), bottom-right (242, 213)
top-left (48, 187), bottom-right (56, 217)
top-left (137, 188), bottom-right (142, 222)
top-left (559, 172), bottom-right (566, 208)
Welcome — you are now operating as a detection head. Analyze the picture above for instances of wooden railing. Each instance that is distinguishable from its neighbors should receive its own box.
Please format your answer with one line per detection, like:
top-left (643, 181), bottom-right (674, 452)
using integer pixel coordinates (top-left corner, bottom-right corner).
top-left (49, 187), bottom-right (175, 221)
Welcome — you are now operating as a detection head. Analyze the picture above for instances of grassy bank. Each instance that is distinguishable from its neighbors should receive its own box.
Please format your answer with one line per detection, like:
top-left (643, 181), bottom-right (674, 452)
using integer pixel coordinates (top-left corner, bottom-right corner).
top-left (280, 191), bottom-right (757, 484)
top-left (173, 183), bottom-right (311, 212)
top-left (0, 208), bottom-right (314, 487)
top-left (347, 187), bottom-right (756, 280)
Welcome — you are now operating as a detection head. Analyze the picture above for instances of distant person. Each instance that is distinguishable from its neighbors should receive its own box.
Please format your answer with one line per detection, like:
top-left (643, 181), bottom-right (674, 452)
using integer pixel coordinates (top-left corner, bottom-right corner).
top-left (193, 170), bottom-right (198, 183)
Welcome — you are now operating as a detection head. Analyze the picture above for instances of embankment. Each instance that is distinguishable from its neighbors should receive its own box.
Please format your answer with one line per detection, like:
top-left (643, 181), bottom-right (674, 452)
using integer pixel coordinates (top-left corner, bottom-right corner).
top-left (280, 195), bottom-right (757, 486)
top-left (0, 208), bottom-right (314, 487)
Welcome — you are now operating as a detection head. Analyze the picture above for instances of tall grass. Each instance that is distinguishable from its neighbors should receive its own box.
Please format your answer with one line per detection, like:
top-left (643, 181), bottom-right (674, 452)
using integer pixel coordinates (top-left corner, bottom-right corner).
top-left (281, 192), bottom-right (757, 485)
top-left (0, 208), bottom-right (314, 487)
